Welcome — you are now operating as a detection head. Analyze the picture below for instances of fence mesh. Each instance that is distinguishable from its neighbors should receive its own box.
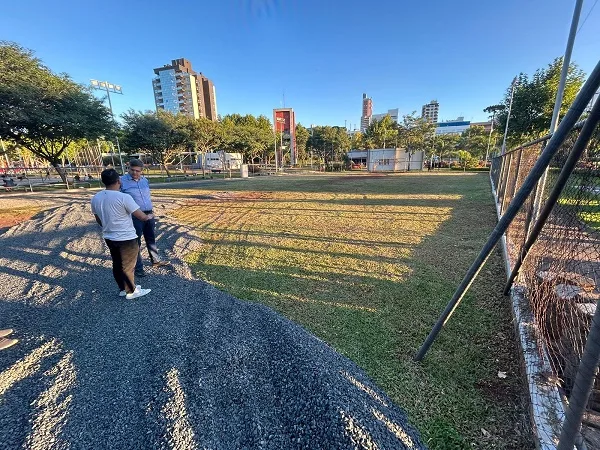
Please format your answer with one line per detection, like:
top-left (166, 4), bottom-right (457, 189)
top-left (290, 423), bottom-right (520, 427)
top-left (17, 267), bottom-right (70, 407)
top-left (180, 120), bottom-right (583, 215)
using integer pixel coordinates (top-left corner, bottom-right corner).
top-left (491, 122), bottom-right (600, 448)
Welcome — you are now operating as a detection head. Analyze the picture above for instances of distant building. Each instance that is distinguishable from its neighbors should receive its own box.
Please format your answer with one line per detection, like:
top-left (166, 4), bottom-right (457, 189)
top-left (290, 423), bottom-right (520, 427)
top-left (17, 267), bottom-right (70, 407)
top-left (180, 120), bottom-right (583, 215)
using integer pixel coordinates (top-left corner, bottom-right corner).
top-left (470, 121), bottom-right (493, 133)
top-left (372, 108), bottom-right (400, 124)
top-left (273, 108), bottom-right (297, 165)
top-left (422, 100), bottom-right (439, 123)
top-left (153, 58), bottom-right (217, 120)
top-left (347, 149), bottom-right (425, 172)
top-left (435, 117), bottom-right (470, 135)
top-left (360, 93), bottom-right (373, 132)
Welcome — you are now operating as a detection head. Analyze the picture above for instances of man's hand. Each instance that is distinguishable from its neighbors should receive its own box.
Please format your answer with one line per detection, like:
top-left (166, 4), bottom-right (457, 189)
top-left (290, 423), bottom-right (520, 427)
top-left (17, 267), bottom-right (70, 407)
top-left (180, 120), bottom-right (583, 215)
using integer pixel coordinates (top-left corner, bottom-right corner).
top-left (132, 209), bottom-right (154, 222)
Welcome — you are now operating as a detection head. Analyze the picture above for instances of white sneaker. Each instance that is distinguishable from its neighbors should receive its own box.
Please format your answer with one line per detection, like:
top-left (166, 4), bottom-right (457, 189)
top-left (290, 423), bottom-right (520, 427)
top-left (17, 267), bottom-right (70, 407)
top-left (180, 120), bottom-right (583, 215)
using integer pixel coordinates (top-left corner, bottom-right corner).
top-left (125, 287), bottom-right (151, 300)
top-left (119, 285), bottom-right (141, 297)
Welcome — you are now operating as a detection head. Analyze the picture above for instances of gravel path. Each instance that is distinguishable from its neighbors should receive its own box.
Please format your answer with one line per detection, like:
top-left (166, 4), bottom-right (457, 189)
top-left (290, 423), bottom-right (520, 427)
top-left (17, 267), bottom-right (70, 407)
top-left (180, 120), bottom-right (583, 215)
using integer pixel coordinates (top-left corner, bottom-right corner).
top-left (0, 194), bottom-right (425, 449)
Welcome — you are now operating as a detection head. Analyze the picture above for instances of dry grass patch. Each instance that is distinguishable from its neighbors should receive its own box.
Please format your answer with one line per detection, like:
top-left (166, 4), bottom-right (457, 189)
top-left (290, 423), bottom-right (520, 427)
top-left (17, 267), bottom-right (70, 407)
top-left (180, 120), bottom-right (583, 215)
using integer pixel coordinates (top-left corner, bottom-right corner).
top-left (164, 173), bottom-right (534, 449)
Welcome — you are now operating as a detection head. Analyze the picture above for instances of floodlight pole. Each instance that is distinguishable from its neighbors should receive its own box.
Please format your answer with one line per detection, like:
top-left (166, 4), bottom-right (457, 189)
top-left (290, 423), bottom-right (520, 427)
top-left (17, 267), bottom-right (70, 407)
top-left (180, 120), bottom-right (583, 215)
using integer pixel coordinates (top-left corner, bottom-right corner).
top-left (91, 80), bottom-right (125, 173)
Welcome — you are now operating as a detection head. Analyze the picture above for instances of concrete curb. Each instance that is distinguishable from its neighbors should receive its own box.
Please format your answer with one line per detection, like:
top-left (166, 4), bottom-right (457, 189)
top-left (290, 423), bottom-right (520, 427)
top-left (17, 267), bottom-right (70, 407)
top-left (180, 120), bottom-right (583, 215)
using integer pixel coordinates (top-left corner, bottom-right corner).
top-left (489, 175), bottom-right (564, 450)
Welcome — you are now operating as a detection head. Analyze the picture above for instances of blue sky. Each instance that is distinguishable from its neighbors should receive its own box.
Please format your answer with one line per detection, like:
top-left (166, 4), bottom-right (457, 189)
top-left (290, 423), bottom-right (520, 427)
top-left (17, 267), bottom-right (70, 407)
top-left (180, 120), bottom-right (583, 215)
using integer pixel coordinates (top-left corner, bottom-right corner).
top-left (2, 0), bottom-right (599, 127)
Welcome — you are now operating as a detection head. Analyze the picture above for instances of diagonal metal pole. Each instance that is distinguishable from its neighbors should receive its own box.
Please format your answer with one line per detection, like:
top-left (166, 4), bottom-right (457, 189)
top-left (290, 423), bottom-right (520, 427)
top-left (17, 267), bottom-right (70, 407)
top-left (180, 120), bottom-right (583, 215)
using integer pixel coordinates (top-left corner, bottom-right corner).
top-left (415, 59), bottom-right (600, 362)
top-left (504, 96), bottom-right (600, 294)
top-left (557, 298), bottom-right (600, 450)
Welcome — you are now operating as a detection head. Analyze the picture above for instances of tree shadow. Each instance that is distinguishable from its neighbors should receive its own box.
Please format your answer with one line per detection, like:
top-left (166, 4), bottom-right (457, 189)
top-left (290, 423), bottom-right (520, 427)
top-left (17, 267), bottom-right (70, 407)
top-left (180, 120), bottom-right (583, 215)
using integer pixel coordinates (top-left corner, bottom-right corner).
top-left (0, 200), bottom-right (425, 449)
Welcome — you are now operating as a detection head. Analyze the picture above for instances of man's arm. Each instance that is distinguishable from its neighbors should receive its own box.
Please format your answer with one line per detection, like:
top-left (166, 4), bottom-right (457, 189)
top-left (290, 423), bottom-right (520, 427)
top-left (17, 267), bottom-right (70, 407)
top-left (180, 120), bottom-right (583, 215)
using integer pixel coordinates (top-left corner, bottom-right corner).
top-left (94, 214), bottom-right (102, 227)
top-left (132, 209), bottom-right (154, 222)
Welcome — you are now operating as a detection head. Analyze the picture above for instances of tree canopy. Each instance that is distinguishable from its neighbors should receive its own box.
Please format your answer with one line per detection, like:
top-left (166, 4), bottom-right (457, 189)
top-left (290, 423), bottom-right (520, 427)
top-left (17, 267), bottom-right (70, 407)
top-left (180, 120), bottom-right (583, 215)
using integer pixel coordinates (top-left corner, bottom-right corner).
top-left (0, 41), bottom-right (114, 181)
top-left (489, 57), bottom-right (586, 149)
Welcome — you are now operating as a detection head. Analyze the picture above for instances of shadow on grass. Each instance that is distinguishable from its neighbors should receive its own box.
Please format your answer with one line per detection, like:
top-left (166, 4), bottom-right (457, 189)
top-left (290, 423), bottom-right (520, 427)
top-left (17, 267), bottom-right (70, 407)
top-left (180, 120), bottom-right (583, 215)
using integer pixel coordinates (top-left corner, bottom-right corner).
top-left (177, 172), bottom-right (534, 449)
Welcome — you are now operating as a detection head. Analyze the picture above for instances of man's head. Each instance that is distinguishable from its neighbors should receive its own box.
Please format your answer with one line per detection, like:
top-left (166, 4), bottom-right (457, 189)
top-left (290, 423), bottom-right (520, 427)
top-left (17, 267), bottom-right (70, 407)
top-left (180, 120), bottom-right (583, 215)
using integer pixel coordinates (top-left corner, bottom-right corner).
top-left (101, 169), bottom-right (120, 188)
top-left (128, 159), bottom-right (144, 180)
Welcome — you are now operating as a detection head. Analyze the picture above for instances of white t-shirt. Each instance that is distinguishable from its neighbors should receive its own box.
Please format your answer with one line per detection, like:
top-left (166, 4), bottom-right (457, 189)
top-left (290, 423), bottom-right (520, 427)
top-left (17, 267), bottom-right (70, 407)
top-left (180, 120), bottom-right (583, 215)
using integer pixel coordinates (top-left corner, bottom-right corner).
top-left (91, 190), bottom-right (140, 241)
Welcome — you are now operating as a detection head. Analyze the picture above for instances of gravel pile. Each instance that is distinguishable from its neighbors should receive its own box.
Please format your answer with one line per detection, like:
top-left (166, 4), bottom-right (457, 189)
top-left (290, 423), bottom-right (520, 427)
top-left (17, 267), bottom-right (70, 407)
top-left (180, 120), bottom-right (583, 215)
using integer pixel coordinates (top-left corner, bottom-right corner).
top-left (0, 196), bottom-right (426, 449)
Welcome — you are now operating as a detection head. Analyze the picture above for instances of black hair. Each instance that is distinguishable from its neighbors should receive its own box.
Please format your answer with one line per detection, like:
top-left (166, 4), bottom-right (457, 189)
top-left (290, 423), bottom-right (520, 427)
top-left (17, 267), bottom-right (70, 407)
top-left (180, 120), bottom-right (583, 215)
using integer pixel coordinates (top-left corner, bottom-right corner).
top-left (129, 158), bottom-right (144, 168)
top-left (101, 169), bottom-right (120, 187)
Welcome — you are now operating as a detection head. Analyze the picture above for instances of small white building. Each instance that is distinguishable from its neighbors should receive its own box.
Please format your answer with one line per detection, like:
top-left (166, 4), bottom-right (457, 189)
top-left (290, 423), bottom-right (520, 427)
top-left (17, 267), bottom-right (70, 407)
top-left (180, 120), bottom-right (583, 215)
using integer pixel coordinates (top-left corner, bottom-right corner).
top-left (199, 151), bottom-right (243, 172)
top-left (347, 149), bottom-right (425, 172)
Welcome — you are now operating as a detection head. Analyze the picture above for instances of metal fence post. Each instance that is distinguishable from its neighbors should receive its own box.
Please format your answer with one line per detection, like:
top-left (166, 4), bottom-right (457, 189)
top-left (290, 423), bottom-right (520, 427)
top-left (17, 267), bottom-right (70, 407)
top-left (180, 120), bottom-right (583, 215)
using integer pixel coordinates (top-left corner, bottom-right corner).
top-left (414, 59), bottom-right (600, 362)
top-left (503, 94), bottom-right (600, 293)
top-left (557, 299), bottom-right (600, 450)
top-left (500, 152), bottom-right (514, 214)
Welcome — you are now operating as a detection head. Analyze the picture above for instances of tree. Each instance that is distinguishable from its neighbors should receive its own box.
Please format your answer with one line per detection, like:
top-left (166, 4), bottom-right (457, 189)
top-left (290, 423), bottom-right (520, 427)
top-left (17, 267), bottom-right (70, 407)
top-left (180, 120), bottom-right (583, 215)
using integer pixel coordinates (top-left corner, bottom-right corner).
top-left (121, 110), bottom-right (189, 177)
top-left (458, 125), bottom-right (489, 159)
top-left (491, 57), bottom-right (586, 148)
top-left (307, 126), bottom-right (350, 164)
top-left (350, 131), bottom-right (363, 150)
top-left (397, 113), bottom-right (435, 169)
top-left (0, 42), bottom-right (114, 182)
top-left (432, 133), bottom-right (460, 164)
top-left (186, 117), bottom-right (222, 153)
top-left (456, 150), bottom-right (478, 171)
top-left (221, 114), bottom-right (273, 163)
top-left (363, 115), bottom-right (398, 149)
top-left (295, 124), bottom-right (310, 164)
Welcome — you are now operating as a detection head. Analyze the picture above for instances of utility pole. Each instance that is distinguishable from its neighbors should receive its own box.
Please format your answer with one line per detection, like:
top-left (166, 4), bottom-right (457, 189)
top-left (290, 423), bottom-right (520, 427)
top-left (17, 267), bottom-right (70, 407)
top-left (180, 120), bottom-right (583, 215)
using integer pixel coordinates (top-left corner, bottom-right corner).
top-left (550, 0), bottom-right (583, 134)
top-left (91, 80), bottom-right (125, 173)
top-left (531, 0), bottom-right (583, 228)
top-left (501, 77), bottom-right (518, 154)
top-left (485, 111), bottom-right (496, 163)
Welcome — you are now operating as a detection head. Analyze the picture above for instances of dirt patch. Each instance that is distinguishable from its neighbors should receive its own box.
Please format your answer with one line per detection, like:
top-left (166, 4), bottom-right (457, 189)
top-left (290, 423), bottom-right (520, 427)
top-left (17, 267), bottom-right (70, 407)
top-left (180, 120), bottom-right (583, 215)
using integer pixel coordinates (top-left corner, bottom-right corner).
top-left (192, 191), bottom-right (273, 201)
top-left (0, 208), bottom-right (42, 231)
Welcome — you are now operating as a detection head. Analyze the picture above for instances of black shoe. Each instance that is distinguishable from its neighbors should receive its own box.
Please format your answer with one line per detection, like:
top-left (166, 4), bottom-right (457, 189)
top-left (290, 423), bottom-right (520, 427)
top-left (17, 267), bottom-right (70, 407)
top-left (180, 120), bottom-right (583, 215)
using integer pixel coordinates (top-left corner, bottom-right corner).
top-left (135, 271), bottom-right (147, 278)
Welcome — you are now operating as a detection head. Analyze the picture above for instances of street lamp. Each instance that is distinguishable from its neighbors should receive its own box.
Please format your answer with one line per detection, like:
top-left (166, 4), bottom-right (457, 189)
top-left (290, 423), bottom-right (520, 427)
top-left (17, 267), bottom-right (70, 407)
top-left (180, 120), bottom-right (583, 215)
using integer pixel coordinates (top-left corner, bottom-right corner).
top-left (484, 110), bottom-right (496, 164)
top-left (91, 80), bottom-right (125, 173)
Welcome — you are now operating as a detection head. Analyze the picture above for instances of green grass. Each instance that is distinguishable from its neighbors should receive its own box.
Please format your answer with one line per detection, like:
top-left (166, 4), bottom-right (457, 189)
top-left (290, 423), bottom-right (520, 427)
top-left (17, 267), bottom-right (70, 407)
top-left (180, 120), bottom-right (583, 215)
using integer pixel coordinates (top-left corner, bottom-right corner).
top-left (160, 172), bottom-right (533, 449)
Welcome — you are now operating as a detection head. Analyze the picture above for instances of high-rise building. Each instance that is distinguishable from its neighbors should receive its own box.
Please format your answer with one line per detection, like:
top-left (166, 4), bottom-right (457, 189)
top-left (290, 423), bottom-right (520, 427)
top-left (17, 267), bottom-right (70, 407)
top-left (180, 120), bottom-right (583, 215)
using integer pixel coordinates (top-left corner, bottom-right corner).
top-left (273, 108), bottom-right (297, 165)
top-left (422, 100), bottom-right (439, 123)
top-left (372, 108), bottom-right (400, 124)
top-left (360, 93), bottom-right (373, 132)
top-left (152, 58), bottom-right (217, 120)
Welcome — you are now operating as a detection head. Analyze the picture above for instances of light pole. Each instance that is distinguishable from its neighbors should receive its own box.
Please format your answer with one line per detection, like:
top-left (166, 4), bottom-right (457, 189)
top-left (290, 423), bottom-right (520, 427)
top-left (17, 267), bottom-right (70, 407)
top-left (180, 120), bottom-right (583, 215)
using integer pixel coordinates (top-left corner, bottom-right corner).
top-left (91, 80), bottom-right (125, 173)
top-left (484, 111), bottom-right (496, 164)
top-left (501, 77), bottom-right (518, 154)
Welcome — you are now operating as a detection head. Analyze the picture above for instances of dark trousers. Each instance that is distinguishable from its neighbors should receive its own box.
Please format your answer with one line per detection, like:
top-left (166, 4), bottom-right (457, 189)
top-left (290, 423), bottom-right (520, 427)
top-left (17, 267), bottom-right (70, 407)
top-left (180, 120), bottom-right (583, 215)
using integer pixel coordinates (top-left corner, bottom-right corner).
top-left (132, 215), bottom-right (159, 272)
top-left (105, 238), bottom-right (138, 293)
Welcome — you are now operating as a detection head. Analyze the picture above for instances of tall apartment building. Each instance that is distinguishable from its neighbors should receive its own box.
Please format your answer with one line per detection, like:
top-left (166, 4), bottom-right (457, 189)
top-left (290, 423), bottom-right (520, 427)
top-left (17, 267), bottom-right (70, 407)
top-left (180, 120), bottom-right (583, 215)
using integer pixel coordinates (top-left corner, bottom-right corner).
top-left (152, 58), bottom-right (217, 120)
top-left (422, 100), bottom-right (439, 123)
top-left (360, 93), bottom-right (373, 132)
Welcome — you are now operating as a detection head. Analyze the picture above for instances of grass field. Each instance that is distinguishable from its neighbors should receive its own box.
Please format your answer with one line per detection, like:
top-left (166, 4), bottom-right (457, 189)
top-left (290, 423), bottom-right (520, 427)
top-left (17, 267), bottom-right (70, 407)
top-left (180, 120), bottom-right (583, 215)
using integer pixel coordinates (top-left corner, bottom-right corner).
top-left (160, 172), bottom-right (534, 449)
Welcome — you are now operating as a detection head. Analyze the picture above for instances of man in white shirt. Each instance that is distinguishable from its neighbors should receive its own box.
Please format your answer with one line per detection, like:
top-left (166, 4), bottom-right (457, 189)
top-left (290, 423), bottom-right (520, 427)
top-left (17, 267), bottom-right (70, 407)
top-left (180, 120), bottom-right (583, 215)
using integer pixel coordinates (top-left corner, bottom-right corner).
top-left (91, 169), bottom-right (153, 300)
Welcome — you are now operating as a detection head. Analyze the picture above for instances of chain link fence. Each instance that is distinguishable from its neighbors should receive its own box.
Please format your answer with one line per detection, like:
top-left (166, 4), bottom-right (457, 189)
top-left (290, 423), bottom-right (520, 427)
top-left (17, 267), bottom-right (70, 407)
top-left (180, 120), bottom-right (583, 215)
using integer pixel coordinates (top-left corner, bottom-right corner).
top-left (491, 120), bottom-right (600, 448)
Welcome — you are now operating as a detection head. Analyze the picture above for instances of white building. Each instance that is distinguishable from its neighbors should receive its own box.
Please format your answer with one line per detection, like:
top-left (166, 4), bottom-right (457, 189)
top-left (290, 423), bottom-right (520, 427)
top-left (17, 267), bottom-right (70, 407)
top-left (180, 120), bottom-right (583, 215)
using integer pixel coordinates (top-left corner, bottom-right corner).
top-left (199, 151), bottom-right (243, 172)
top-left (435, 117), bottom-right (470, 135)
top-left (347, 149), bottom-right (424, 172)
top-left (372, 108), bottom-right (400, 124)
top-left (422, 100), bottom-right (439, 123)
